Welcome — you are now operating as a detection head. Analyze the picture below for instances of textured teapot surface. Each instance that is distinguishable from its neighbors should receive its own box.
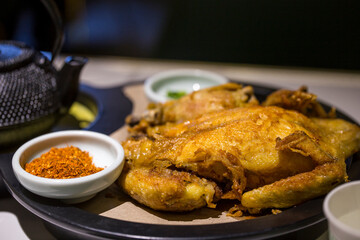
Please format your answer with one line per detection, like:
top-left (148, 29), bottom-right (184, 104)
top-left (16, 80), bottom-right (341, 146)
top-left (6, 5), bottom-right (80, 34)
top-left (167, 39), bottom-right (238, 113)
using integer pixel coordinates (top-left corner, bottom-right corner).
top-left (0, 41), bottom-right (60, 128)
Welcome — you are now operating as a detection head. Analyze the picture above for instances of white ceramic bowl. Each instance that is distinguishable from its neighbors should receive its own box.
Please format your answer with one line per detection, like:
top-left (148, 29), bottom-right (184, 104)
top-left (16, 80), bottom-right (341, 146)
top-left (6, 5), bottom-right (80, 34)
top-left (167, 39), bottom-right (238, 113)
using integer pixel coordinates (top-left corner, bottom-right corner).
top-left (144, 69), bottom-right (228, 103)
top-left (323, 181), bottom-right (360, 240)
top-left (12, 130), bottom-right (124, 204)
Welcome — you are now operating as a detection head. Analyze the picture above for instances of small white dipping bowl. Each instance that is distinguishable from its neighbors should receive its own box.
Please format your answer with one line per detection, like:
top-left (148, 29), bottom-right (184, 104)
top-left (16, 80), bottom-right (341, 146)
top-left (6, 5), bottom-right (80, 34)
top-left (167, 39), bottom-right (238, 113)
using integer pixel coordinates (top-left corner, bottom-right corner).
top-left (323, 181), bottom-right (360, 240)
top-left (144, 69), bottom-right (228, 103)
top-left (12, 130), bottom-right (124, 204)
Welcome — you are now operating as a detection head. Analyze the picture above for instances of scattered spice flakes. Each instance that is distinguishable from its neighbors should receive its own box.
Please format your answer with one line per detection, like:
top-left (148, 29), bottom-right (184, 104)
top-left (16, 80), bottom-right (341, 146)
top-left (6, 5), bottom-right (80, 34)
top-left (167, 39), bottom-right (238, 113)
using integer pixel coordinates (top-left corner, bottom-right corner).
top-left (272, 209), bottom-right (282, 215)
top-left (25, 146), bottom-right (104, 179)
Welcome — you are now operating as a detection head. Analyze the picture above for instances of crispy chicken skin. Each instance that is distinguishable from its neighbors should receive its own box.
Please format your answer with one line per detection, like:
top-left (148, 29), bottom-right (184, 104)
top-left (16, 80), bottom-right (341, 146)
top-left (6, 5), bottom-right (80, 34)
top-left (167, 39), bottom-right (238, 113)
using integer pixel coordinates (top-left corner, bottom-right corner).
top-left (120, 105), bottom-right (360, 212)
top-left (262, 86), bottom-right (336, 118)
top-left (126, 83), bottom-right (258, 134)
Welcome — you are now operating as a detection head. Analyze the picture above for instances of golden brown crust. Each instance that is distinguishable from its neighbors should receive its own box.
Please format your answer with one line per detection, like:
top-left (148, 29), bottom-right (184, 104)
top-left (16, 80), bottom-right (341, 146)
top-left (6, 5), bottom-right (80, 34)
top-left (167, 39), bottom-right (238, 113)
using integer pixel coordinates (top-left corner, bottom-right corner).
top-left (118, 167), bottom-right (221, 211)
top-left (262, 86), bottom-right (336, 118)
top-left (241, 161), bottom-right (347, 209)
top-left (127, 83), bottom-right (259, 134)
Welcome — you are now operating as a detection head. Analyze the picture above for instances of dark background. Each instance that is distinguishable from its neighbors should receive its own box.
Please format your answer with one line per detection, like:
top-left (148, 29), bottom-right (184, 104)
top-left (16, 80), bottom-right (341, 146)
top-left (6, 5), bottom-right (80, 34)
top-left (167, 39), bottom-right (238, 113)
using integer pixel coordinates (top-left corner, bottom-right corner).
top-left (1, 0), bottom-right (359, 70)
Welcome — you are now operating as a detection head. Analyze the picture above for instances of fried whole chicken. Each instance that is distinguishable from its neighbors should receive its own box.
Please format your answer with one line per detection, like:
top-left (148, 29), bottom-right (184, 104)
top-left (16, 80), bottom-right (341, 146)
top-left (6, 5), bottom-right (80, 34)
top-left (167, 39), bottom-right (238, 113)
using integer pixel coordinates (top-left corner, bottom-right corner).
top-left (118, 83), bottom-right (360, 214)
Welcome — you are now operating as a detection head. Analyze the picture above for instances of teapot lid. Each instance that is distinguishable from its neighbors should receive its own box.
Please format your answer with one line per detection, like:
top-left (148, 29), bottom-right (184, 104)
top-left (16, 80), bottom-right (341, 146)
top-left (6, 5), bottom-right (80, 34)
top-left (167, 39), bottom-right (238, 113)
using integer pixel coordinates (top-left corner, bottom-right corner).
top-left (0, 41), bottom-right (35, 72)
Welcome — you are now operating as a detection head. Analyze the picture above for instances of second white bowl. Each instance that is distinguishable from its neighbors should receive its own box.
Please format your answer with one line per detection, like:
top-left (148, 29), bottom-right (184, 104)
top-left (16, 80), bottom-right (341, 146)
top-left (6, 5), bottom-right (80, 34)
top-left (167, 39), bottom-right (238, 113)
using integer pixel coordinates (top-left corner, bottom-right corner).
top-left (323, 181), bottom-right (360, 240)
top-left (144, 69), bottom-right (228, 103)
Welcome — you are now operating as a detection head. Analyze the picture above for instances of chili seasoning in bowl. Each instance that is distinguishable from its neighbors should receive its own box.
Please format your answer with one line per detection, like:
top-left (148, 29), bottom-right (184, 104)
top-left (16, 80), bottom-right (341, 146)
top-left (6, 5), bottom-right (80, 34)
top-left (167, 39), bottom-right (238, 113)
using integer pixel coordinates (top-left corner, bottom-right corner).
top-left (12, 130), bottom-right (124, 204)
top-left (24, 146), bottom-right (104, 179)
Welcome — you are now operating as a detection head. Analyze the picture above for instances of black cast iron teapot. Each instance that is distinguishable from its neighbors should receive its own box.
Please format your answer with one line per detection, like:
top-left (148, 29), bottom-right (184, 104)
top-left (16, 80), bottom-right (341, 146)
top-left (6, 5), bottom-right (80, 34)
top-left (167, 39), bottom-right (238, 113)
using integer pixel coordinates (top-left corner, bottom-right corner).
top-left (0, 0), bottom-right (88, 147)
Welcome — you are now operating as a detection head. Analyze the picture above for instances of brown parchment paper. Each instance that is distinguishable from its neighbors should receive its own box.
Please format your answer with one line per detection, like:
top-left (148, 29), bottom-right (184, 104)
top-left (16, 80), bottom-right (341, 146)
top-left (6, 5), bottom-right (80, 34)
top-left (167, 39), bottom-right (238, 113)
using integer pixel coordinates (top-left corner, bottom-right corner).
top-left (77, 84), bottom-right (245, 225)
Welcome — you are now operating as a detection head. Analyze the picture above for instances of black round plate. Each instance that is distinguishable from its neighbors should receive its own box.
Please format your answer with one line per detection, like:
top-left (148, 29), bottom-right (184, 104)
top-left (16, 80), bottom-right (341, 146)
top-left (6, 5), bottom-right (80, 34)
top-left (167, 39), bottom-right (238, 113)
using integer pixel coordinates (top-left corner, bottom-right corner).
top-left (1, 81), bottom-right (359, 240)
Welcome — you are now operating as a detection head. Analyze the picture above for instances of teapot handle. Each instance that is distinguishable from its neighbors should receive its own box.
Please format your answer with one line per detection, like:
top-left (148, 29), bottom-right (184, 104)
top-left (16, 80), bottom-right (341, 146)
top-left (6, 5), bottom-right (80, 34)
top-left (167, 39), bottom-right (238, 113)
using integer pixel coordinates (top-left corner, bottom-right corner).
top-left (40, 0), bottom-right (64, 63)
